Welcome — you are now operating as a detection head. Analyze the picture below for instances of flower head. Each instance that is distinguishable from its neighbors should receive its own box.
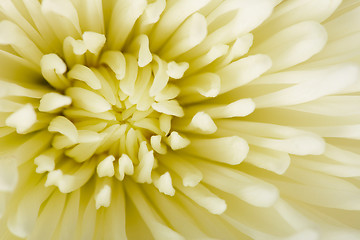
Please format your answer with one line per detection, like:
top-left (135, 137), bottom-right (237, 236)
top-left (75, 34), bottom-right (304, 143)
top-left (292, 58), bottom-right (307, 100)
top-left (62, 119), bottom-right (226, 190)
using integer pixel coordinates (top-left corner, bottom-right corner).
top-left (0, 0), bottom-right (360, 239)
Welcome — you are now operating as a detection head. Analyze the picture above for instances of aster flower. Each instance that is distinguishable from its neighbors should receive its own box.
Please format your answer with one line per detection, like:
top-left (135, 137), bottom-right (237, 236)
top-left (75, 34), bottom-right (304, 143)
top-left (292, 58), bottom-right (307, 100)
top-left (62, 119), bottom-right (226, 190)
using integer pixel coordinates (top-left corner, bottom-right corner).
top-left (0, 0), bottom-right (360, 239)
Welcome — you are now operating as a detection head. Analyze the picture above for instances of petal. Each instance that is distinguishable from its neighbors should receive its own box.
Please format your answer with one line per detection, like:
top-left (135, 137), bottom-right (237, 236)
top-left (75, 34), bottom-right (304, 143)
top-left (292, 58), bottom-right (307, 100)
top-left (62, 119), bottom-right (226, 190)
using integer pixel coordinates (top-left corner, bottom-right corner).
top-left (253, 63), bottom-right (359, 108)
top-left (251, 21), bottom-right (327, 72)
top-left (0, 156), bottom-right (18, 192)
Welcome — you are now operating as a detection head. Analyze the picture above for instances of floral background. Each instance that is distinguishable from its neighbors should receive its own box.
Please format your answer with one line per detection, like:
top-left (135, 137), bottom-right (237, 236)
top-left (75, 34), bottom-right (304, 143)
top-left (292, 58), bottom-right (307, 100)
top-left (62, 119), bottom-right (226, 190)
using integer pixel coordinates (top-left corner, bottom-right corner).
top-left (0, 0), bottom-right (359, 239)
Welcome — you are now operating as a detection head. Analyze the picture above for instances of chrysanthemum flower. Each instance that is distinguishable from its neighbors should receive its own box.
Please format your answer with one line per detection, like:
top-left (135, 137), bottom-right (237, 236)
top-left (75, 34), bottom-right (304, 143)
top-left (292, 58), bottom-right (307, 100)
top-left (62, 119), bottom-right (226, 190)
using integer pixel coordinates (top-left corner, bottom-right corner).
top-left (0, 0), bottom-right (359, 239)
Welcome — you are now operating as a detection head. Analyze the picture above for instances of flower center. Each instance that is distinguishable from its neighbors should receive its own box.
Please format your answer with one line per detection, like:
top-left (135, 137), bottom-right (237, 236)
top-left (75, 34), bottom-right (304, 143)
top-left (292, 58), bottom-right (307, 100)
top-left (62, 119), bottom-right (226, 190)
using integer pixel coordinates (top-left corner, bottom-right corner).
top-left (32, 31), bottom-right (192, 201)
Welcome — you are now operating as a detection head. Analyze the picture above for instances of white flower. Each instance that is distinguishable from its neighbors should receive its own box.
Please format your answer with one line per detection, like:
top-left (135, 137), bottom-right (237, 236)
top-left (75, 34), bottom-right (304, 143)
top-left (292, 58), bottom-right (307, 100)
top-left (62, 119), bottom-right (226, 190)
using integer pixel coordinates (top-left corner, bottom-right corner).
top-left (0, 0), bottom-right (359, 239)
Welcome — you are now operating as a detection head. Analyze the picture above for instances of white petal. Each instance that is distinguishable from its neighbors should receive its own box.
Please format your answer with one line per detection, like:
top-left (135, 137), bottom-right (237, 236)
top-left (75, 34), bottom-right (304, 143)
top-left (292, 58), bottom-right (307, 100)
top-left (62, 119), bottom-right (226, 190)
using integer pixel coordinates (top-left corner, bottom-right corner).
top-left (0, 156), bottom-right (17, 192)
top-left (188, 112), bottom-right (217, 134)
top-left (325, 144), bottom-right (360, 166)
top-left (116, 154), bottom-right (134, 181)
top-left (150, 135), bottom-right (167, 154)
top-left (153, 172), bottom-right (175, 196)
top-left (34, 148), bottom-right (61, 173)
top-left (97, 155), bottom-right (115, 177)
top-left (283, 96), bottom-right (360, 116)
top-left (95, 180), bottom-right (112, 209)
top-left (217, 54), bottom-right (272, 94)
top-left (41, 0), bottom-right (82, 41)
top-left (186, 44), bottom-right (229, 75)
top-left (0, 0), bottom-right (49, 51)
top-left (172, 176), bottom-right (227, 215)
top-left (154, 84), bottom-right (180, 102)
top-left (281, 166), bottom-right (360, 210)
top-left (79, 198), bottom-right (96, 240)
top-left (174, 112), bottom-right (217, 134)
top-left (27, 191), bottom-right (66, 240)
top-left (166, 131), bottom-right (190, 150)
top-left (0, 20), bottom-right (43, 65)
top-left (292, 156), bottom-right (360, 178)
top-left (133, 150), bottom-right (154, 184)
top-left (7, 180), bottom-right (53, 238)
top-left (76, 0), bottom-right (104, 33)
top-left (65, 141), bottom-right (102, 162)
top-left (159, 114), bottom-right (172, 135)
top-left (185, 136), bottom-right (249, 165)
top-left (14, 130), bottom-right (53, 165)
top-left (142, 185), bottom-right (209, 239)
top-left (120, 54), bottom-right (138, 96)
top-left (57, 190), bottom-right (80, 240)
top-left (65, 87), bottom-right (112, 113)
top-left (45, 160), bottom-right (96, 193)
top-left (251, 21), bottom-right (327, 72)
top-left (166, 61), bottom-right (189, 79)
top-left (185, 98), bottom-right (255, 119)
top-left (40, 54), bottom-right (70, 90)
top-left (138, 0), bottom-right (166, 26)
top-left (82, 31), bottom-right (106, 55)
top-left (128, 34), bottom-right (152, 67)
top-left (149, 55), bottom-right (169, 97)
top-left (39, 92), bottom-right (72, 112)
top-left (196, 160), bottom-right (279, 207)
top-left (213, 34), bottom-right (253, 70)
top-left (246, 133), bottom-right (324, 156)
top-left (103, 184), bottom-right (127, 240)
top-left (5, 104), bottom-right (37, 134)
top-left (125, 179), bottom-right (185, 240)
top-left (107, 0), bottom-right (147, 50)
top-left (48, 116), bottom-right (78, 142)
top-left (150, 0), bottom-right (210, 51)
top-left (0, 81), bottom-right (46, 99)
top-left (183, 0), bottom-right (275, 59)
top-left (152, 100), bottom-right (184, 117)
top-left (254, 0), bottom-right (341, 43)
top-left (177, 72), bottom-right (221, 100)
top-left (159, 13), bottom-right (207, 60)
top-left (158, 152), bottom-right (203, 187)
top-left (67, 64), bottom-right (102, 90)
top-left (63, 108), bottom-right (116, 121)
top-left (325, 6), bottom-right (360, 41)
top-left (301, 124), bottom-right (360, 140)
top-left (100, 51), bottom-right (126, 80)
top-left (254, 63), bottom-right (360, 108)
top-left (245, 147), bottom-right (291, 175)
